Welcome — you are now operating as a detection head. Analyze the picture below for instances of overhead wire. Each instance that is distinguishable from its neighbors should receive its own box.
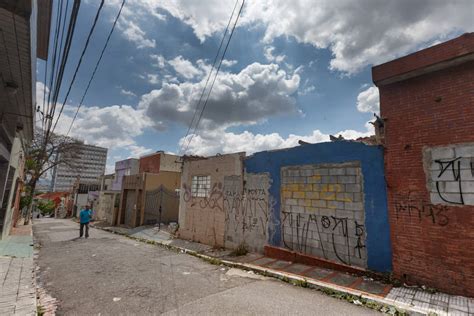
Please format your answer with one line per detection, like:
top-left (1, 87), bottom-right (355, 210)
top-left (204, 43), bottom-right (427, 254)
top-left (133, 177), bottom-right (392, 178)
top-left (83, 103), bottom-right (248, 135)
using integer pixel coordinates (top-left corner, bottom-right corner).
top-left (182, 0), bottom-right (245, 154)
top-left (179, 0), bottom-right (240, 156)
top-left (50, 0), bottom-right (105, 135)
top-left (66, 0), bottom-right (126, 137)
top-left (45, 0), bottom-right (81, 142)
top-left (44, 0), bottom-right (64, 136)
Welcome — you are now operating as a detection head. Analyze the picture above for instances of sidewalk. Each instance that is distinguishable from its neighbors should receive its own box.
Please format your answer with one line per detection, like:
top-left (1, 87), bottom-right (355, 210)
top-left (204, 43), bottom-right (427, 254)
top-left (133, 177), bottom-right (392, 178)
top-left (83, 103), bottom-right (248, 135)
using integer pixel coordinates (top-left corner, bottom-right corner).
top-left (93, 222), bottom-right (474, 316)
top-left (0, 223), bottom-right (36, 315)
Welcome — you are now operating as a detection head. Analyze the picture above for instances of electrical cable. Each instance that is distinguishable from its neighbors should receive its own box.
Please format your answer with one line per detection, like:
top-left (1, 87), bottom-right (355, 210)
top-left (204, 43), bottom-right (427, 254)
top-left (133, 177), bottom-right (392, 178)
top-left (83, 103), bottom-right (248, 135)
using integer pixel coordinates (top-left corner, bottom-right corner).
top-left (66, 0), bottom-right (126, 137)
top-left (179, 0), bottom-right (240, 155)
top-left (182, 0), bottom-right (245, 154)
top-left (50, 0), bottom-right (105, 135)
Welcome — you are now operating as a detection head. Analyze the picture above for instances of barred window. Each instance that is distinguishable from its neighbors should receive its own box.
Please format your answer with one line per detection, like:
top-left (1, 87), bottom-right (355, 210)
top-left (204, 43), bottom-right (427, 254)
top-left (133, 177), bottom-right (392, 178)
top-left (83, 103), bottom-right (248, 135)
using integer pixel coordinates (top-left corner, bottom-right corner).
top-left (191, 175), bottom-right (210, 197)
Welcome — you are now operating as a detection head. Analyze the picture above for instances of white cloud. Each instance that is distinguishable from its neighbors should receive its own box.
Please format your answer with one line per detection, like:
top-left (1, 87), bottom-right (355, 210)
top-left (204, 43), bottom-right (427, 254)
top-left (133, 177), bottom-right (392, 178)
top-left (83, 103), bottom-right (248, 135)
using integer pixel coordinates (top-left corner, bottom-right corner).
top-left (222, 59), bottom-right (238, 67)
top-left (264, 46), bottom-right (286, 63)
top-left (118, 20), bottom-right (156, 49)
top-left (138, 62), bottom-right (301, 131)
top-left (357, 85), bottom-right (379, 113)
top-left (179, 125), bottom-right (373, 156)
top-left (36, 82), bottom-right (152, 159)
top-left (147, 0), bottom-right (473, 74)
top-left (150, 54), bottom-right (166, 68)
top-left (127, 145), bottom-right (153, 157)
top-left (120, 89), bottom-right (137, 97)
top-left (147, 74), bottom-right (160, 85)
top-left (168, 56), bottom-right (203, 79)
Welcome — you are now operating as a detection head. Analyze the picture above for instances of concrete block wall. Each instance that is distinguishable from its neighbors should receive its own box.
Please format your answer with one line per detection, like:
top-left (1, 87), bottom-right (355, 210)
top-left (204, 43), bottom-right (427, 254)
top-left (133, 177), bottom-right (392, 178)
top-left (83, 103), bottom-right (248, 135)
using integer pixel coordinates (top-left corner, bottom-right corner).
top-left (280, 163), bottom-right (367, 268)
top-left (424, 144), bottom-right (474, 206)
top-left (245, 141), bottom-right (392, 272)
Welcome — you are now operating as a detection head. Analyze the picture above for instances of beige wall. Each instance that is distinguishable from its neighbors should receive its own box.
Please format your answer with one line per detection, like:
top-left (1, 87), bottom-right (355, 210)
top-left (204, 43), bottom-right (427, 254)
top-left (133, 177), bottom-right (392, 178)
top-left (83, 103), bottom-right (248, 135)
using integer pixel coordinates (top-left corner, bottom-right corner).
top-left (159, 153), bottom-right (182, 173)
top-left (144, 171), bottom-right (181, 191)
top-left (178, 153), bottom-right (244, 247)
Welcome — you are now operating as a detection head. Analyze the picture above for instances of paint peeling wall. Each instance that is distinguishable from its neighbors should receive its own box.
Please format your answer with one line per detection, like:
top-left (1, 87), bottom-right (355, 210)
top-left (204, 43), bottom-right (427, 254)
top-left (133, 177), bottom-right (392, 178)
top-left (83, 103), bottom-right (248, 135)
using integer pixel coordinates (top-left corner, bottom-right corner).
top-left (244, 141), bottom-right (392, 273)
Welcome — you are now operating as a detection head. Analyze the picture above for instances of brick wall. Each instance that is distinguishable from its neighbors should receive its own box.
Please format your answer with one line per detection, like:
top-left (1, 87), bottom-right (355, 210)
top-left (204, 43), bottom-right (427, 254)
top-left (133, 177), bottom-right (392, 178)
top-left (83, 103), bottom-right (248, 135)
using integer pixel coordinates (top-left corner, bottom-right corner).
top-left (377, 56), bottom-right (474, 295)
top-left (139, 153), bottom-right (161, 174)
top-left (280, 163), bottom-right (367, 268)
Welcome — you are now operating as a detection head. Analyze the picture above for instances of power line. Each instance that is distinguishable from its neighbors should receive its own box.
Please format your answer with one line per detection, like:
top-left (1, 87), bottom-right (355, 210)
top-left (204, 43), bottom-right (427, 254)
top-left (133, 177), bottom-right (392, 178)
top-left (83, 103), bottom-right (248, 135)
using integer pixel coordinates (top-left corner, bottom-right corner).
top-left (51, 0), bottom-right (69, 108)
top-left (182, 0), bottom-right (245, 154)
top-left (45, 0), bottom-right (64, 135)
top-left (179, 0), bottom-right (240, 155)
top-left (49, 0), bottom-right (81, 119)
top-left (50, 0), bottom-right (105, 135)
top-left (66, 0), bottom-right (126, 137)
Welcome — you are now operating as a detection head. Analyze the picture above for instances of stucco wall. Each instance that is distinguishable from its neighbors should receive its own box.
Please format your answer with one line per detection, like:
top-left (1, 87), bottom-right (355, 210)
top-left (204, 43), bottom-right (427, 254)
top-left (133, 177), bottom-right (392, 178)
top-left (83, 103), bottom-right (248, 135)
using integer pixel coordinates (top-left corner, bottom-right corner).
top-left (245, 141), bottom-right (392, 272)
top-left (159, 153), bottom-right (182, 172)
top-left (178, 153), bottom-right (244, 247)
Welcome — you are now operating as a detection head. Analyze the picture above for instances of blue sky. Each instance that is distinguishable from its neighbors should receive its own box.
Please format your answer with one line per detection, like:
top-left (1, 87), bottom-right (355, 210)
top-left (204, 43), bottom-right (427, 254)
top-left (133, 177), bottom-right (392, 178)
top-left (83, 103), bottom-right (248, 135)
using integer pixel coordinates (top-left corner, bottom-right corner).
top-left (36, 0), bottom-right (473, 173)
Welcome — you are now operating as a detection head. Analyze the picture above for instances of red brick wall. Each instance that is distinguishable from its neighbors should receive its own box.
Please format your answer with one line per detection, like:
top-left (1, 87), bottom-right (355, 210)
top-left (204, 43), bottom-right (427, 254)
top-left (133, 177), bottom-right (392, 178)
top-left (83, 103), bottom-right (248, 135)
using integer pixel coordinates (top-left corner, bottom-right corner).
top-left (139, 154), bottom-right (160, 174)
top-left (380, 60), bottom-right (474, 296)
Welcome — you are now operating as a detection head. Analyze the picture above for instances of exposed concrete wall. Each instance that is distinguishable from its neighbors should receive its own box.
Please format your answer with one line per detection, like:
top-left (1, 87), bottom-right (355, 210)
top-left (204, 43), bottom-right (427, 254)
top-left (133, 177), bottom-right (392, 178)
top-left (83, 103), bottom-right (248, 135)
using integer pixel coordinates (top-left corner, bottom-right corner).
top-left (280, 163), bottom-right (367, 268)
top-left (224, 173), bottom-right (271, 253)
top-left (159, 153), bottom-right (182, 172)
top-left (179, 153), bottom-right (244, 247)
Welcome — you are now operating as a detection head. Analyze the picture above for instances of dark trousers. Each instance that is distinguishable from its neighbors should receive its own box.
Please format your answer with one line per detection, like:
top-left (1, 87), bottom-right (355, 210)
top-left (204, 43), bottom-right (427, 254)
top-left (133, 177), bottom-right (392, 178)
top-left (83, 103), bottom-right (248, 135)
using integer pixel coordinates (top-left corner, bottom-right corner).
top-left (80, 222), bottom-right (89, 238)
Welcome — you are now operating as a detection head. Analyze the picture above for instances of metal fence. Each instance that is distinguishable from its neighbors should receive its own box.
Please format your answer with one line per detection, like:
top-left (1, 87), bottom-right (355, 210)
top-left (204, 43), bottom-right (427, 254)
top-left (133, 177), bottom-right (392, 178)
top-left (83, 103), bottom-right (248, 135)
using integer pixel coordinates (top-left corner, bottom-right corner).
top-left (144, 185), bottom-right (179, 226)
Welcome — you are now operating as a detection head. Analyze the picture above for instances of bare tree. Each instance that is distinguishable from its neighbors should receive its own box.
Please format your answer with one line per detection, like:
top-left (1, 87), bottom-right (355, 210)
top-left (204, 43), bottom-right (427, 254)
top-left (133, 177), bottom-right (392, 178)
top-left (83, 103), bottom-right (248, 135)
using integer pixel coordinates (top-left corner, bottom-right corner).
top-left (22, 130), bottom-right (82, 224)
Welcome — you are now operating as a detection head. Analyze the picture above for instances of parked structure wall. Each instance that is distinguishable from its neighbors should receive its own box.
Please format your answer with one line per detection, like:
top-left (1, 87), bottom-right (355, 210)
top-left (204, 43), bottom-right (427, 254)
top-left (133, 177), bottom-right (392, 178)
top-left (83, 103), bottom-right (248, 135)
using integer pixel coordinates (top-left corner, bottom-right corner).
top-left (373, 33), bottom-right (474, 295)
top-left (245, 141), bottom-right (392, 272)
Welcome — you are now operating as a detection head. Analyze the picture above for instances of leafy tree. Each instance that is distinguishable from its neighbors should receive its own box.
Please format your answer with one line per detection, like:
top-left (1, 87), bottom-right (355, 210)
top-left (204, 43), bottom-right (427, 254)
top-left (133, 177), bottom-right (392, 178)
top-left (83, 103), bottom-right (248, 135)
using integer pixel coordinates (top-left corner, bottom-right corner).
top-left (36, 199), bottom-right (55, 215)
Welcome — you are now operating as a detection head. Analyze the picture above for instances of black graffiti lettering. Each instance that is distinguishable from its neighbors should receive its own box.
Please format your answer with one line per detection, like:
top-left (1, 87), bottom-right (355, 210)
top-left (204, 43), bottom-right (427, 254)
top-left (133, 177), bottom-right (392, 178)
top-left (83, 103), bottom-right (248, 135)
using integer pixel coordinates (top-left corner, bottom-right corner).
top-left (321, 216), bottom-right (331, 228)
top-left (354, 221), bottom-right (366, 259)
top-left (394, 193), bottom-right (450, 226)
top-left (434, 157), bottom-right (464, 205)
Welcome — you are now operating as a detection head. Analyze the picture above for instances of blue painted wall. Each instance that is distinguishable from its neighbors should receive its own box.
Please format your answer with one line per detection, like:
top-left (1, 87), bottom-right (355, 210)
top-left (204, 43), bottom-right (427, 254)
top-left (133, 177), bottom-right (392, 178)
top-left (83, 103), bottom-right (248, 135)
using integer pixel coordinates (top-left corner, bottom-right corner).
top-left (245, 141), bottom-right (392, 272)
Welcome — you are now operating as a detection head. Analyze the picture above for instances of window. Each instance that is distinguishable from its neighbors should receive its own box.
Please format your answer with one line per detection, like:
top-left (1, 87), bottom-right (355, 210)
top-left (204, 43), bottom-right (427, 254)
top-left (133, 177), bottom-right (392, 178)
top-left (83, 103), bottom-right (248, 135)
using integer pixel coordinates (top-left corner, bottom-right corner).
top-left (191, 175), bottom-right (211, 198)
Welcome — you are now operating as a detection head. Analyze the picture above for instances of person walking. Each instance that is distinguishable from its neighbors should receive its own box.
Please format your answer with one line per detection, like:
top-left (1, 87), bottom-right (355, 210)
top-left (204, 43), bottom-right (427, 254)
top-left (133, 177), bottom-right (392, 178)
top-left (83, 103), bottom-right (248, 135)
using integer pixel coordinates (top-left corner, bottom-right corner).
top-left (79, 205), bottom-right (92, 238)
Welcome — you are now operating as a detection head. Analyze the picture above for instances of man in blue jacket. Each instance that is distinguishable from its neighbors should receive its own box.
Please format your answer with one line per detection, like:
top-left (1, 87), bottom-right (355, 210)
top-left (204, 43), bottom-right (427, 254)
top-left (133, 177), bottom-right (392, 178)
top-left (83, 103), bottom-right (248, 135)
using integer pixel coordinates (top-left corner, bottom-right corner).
top-left (79, 205), bottom-right (92, 238)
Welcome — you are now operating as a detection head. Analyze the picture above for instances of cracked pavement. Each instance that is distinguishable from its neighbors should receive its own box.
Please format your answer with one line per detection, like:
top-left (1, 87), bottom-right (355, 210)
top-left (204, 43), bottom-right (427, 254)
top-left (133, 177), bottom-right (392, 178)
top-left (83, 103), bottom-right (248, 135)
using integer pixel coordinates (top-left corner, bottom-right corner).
top-left (33, 218), bottom-right (378, 315)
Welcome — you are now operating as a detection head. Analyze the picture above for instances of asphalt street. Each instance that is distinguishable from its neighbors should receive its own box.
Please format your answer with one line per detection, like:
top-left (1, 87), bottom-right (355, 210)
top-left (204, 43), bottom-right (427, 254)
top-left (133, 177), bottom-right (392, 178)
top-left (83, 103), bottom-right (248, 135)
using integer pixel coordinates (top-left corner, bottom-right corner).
top-left (33, 218), bottom-right (379, 315)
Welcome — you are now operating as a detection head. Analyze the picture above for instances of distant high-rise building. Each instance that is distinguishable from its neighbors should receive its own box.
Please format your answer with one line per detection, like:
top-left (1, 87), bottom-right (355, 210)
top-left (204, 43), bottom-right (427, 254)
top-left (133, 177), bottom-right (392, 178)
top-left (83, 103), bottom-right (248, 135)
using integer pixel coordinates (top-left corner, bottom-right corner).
top-left (51, 144), bottom-right (107, 192)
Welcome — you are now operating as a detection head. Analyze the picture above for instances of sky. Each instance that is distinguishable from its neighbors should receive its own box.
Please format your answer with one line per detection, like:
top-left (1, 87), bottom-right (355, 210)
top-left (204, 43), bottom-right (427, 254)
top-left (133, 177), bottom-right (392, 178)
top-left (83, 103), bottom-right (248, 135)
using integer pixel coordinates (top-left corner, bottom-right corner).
top-left (36, 0), bottom-right (474, 174)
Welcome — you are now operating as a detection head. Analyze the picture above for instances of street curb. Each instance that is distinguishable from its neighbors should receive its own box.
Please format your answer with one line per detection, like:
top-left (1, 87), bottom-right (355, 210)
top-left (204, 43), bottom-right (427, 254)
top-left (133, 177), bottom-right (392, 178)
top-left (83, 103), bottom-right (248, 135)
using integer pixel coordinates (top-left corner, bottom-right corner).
top-left (93, 225), bottom-right (419, 315)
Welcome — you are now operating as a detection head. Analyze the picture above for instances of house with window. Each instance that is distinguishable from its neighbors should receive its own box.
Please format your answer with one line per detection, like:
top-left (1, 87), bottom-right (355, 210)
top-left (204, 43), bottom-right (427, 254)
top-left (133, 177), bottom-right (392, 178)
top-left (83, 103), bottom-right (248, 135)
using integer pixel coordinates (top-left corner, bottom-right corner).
top-left (178, 153), bottom-right (245, 247)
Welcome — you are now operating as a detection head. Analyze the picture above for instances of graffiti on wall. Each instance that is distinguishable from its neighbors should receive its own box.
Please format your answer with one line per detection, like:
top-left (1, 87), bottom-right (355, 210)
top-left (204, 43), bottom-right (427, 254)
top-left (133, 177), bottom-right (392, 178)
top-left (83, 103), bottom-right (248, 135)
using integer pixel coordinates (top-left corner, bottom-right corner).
top-left (223, 174), bottom-right (271, 252)
top-left (394, 191), bottom-right (450, 226)
top-left (425, 144), bottom-right (474, 206)
top-left (182, 174), bottom-right (272, 252)
top-left (182, 182), bottom-right (224, 212)
top-left (280, 163), bottom-right (367, 268)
